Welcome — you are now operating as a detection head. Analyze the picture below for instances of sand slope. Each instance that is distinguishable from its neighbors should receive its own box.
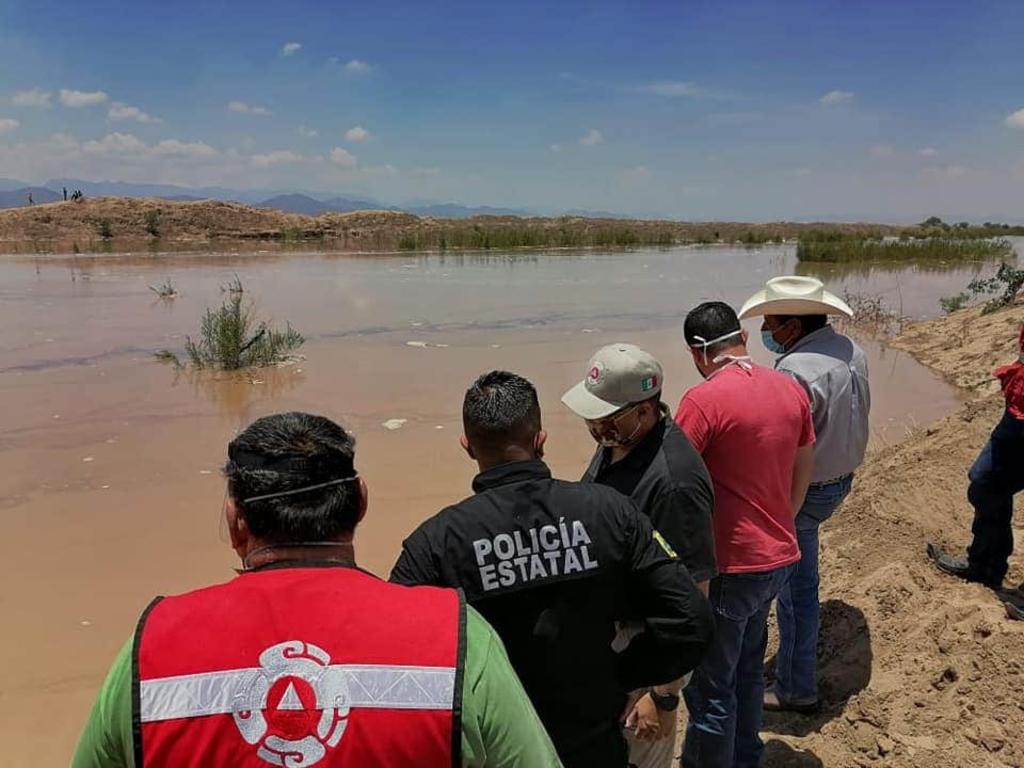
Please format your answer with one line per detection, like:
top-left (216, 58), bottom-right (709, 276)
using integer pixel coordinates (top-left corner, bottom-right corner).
top-left (762, 304), bottom-right (1024, 767)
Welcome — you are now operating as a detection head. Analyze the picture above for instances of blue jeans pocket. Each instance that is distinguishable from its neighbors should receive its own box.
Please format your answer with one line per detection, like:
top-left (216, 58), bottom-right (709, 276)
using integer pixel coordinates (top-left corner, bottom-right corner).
top-left (798, 475), bottom-right (853, 527)
top-left (713, 572), bottom-right (775, 622)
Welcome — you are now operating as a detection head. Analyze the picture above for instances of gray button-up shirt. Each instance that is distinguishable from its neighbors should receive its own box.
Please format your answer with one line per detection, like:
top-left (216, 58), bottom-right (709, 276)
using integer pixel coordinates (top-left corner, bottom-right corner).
top-left (775, 325), bottom-right (871, 483)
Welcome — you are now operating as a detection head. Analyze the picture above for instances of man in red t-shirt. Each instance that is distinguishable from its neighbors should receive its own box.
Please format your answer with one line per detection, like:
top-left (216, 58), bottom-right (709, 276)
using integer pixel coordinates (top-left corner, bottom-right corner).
top-left (675, 301), bottom-right (815, 768)
top-left (930, 323), bottom-right (1024, 598)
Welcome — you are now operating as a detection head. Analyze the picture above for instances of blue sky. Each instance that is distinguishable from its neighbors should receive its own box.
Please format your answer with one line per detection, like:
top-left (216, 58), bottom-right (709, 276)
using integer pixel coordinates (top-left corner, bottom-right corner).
top-left (1, 0), bottom-right (1023, 220)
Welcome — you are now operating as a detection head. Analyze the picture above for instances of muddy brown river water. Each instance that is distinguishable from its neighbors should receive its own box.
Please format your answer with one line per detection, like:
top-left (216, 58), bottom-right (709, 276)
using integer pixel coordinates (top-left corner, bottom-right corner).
top-left (0, 243), bottom-right (1009, 764)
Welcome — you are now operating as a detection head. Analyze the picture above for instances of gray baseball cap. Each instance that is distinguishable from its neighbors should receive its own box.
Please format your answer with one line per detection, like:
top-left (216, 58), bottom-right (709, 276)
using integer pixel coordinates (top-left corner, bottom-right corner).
top-left (561, 343), bottom-right (664, 420)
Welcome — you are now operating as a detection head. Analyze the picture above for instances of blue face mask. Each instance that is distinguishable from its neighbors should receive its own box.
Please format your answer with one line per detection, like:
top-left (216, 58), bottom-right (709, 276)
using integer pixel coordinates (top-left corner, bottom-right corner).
top-left (761, 329), bottom-right (787, 354)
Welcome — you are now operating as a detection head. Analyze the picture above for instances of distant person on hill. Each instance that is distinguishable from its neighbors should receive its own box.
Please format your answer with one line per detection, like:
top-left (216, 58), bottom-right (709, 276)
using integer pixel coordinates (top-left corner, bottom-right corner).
top-left (392, 371), bottom-right (714, 768)
top-left (27, 192), bottom-right (33, 205)
top-left (561, 344), bottom-right (716, 768)
top-left (741, 276), bottom-right (870, 714)
top-left (63, 186), bottom-right (68, 201)
top-left (676, 301), bottom-right (815, 768)
top-left (73, 411), bottom-right (562, 768)
top-left (929, 324), bottom-right (1024, 601)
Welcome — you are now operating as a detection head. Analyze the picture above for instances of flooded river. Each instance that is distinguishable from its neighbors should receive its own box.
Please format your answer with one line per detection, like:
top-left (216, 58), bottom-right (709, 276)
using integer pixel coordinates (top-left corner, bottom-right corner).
top-left (0, 243), bottom-right (1005, 764)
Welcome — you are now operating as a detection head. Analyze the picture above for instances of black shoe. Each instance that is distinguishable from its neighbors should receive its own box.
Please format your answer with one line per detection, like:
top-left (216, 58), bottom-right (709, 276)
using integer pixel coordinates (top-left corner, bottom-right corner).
top-left (926, 543), bottom-right (1002, 589)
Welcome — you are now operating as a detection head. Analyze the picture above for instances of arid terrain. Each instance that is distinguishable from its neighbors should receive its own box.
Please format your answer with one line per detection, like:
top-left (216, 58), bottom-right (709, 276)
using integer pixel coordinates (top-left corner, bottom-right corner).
top-left (757, 304), bottom-right (1024, 767)
top-left (0, 196), bottom-right (909, 252)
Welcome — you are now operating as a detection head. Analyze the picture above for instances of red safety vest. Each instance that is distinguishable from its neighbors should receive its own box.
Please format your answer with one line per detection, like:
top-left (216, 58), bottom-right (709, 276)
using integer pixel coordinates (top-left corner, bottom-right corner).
top-left (133, 565), bottom-right (464, 768)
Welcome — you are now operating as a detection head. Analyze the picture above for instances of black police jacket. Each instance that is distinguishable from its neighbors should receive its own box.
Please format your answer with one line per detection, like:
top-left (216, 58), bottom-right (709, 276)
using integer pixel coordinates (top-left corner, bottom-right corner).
top-left (390, 459), bottom-right (714, 768)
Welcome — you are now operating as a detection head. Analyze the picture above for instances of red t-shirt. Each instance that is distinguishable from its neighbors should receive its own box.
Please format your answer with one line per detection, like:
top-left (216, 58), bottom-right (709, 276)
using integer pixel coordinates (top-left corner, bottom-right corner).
top-left (994, 324), bottom-right (1024, 421)
top-left (676, 362), bottom-right (814, 574)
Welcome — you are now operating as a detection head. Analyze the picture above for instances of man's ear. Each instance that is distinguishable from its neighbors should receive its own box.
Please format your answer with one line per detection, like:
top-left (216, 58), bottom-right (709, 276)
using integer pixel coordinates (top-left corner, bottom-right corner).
top-left (534, 429), bottom-right (547, 457)
top-left (740, 327), bottom-right (749, 345)
top-left (225, 496), bottom-right (248, 554)
top-left (459, 434), bottom-right (476, 460)
top-left (355, 476), bottom-right (368, 525)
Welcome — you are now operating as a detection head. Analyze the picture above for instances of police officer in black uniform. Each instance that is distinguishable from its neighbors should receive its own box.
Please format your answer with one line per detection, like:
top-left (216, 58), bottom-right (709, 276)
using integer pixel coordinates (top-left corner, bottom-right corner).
top-left (390, 371), bottom-right (714, 768)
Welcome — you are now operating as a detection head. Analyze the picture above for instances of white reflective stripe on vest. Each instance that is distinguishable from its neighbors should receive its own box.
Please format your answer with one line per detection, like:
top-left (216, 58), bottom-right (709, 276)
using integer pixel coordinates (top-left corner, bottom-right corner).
top-left (140, 664), bottom-right (457, 723)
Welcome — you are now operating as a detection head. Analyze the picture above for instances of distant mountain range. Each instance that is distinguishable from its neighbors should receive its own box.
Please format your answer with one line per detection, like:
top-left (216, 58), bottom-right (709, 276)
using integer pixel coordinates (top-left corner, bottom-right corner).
top-left (0, 177), bottom-right (633, 219)
top-left (0, 186), bottom-right (62, 207)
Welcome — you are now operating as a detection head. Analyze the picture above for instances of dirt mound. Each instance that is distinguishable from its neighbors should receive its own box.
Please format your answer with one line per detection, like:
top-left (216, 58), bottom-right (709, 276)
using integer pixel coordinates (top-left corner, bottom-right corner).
top-left (0, 196), bottom-right (910, 253)
top-left (761, 306), bottom-right (1024, 767)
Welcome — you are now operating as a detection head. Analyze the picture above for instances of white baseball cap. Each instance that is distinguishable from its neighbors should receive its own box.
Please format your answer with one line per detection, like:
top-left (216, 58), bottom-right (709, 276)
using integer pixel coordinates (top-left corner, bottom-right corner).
top-left (561, 343), bottom-right (663, 420)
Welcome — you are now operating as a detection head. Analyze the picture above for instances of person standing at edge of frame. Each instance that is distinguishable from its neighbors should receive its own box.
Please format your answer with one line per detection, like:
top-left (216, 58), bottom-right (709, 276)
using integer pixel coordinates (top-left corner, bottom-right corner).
top-left (740, 276), bottom-right (871, 715)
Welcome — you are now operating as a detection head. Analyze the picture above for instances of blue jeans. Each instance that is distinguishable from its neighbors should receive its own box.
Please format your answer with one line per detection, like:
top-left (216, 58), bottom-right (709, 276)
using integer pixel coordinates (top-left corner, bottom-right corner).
top-left (682, 564), bottom-right (797, 768)
top-left (967, 410), bottom-right (1024, 586)
top-left (774, 474), bottom-right (853, 703)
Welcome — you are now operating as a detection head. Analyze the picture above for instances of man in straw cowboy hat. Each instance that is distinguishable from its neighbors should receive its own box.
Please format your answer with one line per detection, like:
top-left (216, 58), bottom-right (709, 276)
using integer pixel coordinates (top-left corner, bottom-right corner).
top-left (739, 276), bottom-right (871, 714)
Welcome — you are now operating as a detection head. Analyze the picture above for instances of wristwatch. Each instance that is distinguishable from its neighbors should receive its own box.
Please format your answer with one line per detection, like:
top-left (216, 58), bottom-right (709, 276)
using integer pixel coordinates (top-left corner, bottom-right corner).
top-left (650, 690), bottom-right (680, 712)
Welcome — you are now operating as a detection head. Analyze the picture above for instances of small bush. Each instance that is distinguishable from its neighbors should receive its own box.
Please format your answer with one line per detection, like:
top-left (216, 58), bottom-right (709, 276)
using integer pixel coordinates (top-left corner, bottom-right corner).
top-left (144, 210), bottom-right (161, 238)
top-left (96, 219), bottom-right (113, 239)
top-left (149, 278), bottom-right (178, 299)
top-left (967, 263), bottom-right (1024, 314)
top-left (183, 288), bottom-right (304, 370)
top-left (939, 292), bottom-right (971, 314)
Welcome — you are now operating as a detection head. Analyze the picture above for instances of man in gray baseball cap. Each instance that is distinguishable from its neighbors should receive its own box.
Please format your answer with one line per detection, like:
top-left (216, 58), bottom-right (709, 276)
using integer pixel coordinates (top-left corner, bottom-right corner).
top-left (563, 343), bottom-right (716, 767)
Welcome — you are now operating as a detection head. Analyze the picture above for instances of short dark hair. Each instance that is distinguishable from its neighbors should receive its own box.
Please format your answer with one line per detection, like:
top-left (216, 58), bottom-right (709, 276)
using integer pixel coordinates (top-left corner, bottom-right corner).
top-left (463, 371), bottom-right (541, 453)
top-left (774, 314), bottom-right (829, 336)
top-left (224, 412), bottom-right (360, 543)
top-left (684, 301), bottom-right (743, 359)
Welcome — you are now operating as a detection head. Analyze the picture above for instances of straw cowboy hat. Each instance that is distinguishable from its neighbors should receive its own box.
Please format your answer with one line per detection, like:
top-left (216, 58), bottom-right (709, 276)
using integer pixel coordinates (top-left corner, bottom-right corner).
top-left (738, 276), bottom-right (853, 319)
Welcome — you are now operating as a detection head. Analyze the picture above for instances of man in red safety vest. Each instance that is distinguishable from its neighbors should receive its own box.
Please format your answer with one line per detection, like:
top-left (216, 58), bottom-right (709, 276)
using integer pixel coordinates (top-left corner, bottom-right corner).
top-left (72, 411), bottom-right (562, 768)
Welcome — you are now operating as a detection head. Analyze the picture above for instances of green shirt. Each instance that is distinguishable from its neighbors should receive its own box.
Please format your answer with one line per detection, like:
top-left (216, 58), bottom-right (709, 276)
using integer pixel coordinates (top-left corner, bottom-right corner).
top-left (72, 605), bottom-right (561, 768)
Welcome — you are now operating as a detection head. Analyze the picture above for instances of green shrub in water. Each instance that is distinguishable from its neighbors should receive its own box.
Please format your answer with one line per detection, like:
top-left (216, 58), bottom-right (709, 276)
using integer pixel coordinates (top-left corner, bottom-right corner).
top-left (797, 237), bottom-right (1012, 263)
top-left (183, 287), bottom-right (304, 370)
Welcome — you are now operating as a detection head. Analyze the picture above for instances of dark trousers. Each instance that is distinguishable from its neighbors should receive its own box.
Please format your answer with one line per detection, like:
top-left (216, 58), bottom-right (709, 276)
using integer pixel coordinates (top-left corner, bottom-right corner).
top-left (967, 410), bottom-right (1024, 586)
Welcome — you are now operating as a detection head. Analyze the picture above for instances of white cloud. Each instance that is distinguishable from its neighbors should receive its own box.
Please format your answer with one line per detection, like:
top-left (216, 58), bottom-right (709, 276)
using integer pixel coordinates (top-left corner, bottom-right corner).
top-left (549, 143), bottom-right (562, 153)
top-left (870, 144), bottom-right (895, 157)
top-left (152, 139), bottom-right (217, 158)
top-left (918, 147), bottom-right (938, 157)
top-left (794, 167), bottom-right (813, 177)
top-left (330, 147), bottom-right (358, 167)
top-left (0, 118), bottom-right (19, 134)
top-left (228, 100), bottom-right (272, 116)
top-left (82, 132), bottom-right (148, 155)
top-left (345, 59), bottom-right (371, 74)
top-left (928, 164), bottom-right (968, 178)
top-left (820, 90), bottom-right (854, 106)
top-left (410, 166), bottom-right (440, 177)
top-left (251, 149), bottom-right (304, 167)
top-left (108, 102), bottom-right (161, 124)
top-left (297, 125), bottom-right (319, 138)
top-left (78, 132), bottom-right (218, 161)
top-left (580, 129), bottom-right (604, 146)
top-left (282, 42), bottom-right (302, 57)
top-left (622, 165), bottom-right (652, 185)
top-left (639, 81), bottom-right (702, 98)
top-left (344, 125), bottom-right (371, 142)
top-left (364, 163), bottom-right (398, 178)
top-left (59, 89), bottom-right (110, 107)
top-left (1006, 108), bottom-right (1024, 130)
top-left (12, 88), bottom-right (51, 107)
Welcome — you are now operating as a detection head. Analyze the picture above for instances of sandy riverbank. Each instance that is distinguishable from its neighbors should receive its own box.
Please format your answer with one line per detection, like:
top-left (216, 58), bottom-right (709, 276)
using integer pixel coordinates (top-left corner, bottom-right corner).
top-left (759, 303), bottom-right (1024, 767)
top-left (0, 196), bottom-right (907, 252)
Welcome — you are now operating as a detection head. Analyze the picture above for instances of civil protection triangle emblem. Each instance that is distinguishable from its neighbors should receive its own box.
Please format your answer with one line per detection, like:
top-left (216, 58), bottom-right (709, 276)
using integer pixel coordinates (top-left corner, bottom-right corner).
top-left (231, 640), bottom-right (350, 767)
